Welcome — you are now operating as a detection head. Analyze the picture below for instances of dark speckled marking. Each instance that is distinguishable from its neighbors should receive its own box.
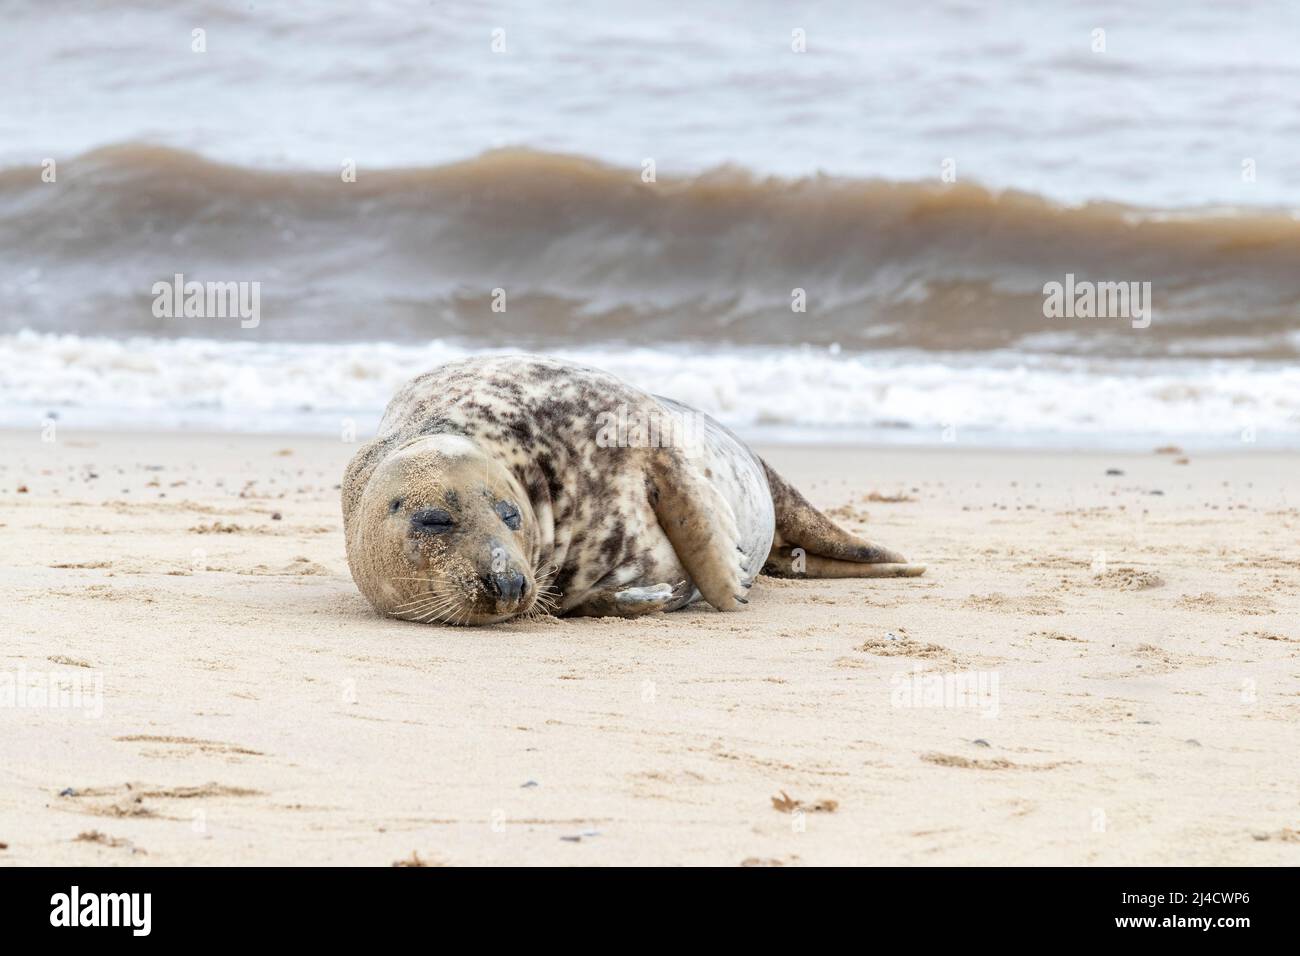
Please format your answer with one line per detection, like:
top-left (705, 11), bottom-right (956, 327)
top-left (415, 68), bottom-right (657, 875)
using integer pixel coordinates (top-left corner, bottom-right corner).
top-left (347, 354), bottom-right (778, 615)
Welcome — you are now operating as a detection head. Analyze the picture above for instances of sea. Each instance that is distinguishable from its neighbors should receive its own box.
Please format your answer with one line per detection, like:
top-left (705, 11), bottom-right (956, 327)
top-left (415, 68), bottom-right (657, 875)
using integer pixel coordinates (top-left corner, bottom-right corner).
top-left (2, 0), bottom-right (1297, 446)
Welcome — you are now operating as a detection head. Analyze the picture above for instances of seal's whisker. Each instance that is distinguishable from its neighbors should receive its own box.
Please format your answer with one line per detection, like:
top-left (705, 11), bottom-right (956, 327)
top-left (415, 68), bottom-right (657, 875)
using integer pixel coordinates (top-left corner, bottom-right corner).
top-left (398, 599), bottom-right (457, 619)
top-left (527, 592), bottom-right (557, 616)
top-left (417, 603), bottom-right (454, 625)
top-left (394, 580), bottom-right (464, 623)
top-left (414, 596), bottom-right (461, 625)
top-left (400, 598), bottom-right (450, 619)
top-left (526, 583), bottom-right (557, 610)
top-left (525, 590), bottom-right (559, 619)
top-left (528, 560), bottom-right (561, 617)
top-left (396, 606), bottom-right (441, 623)
top-left (423, 588), bottom-right (465, 621)
top-left (393, 591), bottom-right (441, 610)
top-left (521, 596), bottom-right (557, 622)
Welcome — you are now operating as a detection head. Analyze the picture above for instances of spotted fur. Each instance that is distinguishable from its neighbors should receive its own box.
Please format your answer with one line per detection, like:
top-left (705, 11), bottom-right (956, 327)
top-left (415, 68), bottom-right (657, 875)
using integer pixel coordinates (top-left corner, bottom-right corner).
top-left (342, 355), bottom-right (923, 625)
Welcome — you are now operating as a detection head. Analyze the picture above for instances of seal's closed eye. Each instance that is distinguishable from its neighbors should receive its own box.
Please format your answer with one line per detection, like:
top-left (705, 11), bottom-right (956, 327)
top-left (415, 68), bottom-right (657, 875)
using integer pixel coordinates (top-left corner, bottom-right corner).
top-left (495, 501), bottom-right (522, 530)
top-left (411, 508), bottom-right (455, 532)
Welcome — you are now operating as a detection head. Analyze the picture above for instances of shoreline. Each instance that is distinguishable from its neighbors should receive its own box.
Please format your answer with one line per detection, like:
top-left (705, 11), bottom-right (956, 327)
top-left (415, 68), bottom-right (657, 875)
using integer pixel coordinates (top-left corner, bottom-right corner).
top-left (5, 333), bottom-right (1299, 446)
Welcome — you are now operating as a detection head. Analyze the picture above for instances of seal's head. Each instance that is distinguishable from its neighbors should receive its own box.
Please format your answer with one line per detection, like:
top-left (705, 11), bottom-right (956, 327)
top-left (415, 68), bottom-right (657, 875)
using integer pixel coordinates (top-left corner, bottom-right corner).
top-left (345, 435), bottom-right (540, 625)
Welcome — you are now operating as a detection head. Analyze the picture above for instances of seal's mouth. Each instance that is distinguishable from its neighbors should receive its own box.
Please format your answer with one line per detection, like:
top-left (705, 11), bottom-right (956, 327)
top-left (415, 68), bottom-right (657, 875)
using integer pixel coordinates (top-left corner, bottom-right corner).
top-left (390, 567), bottom-right (552, 626)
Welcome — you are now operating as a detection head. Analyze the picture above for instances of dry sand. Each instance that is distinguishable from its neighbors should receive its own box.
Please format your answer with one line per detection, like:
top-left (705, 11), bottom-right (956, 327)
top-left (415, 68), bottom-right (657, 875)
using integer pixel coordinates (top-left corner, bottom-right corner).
top-left (1, 429), bottom-right (1297, 866)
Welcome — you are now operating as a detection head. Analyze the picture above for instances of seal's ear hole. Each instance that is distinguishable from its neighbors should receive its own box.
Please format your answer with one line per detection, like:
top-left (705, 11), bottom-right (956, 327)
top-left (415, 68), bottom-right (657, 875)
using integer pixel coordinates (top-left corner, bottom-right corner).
top-left (389, 497), bottom-right (404, 514)
top-left (495, 500), bottom-right (522, 531)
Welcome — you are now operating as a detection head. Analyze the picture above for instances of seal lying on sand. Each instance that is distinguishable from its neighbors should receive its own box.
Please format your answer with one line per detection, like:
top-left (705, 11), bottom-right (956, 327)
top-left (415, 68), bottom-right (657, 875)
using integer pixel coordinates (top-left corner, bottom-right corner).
top-left (342, 355), bottom-right (924, 625)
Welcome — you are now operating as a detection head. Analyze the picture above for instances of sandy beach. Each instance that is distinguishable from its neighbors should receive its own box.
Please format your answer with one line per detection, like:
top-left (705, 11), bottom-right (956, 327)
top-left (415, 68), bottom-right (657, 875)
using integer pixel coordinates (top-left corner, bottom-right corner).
top-left (0, 428), bottom-right (1296, 866)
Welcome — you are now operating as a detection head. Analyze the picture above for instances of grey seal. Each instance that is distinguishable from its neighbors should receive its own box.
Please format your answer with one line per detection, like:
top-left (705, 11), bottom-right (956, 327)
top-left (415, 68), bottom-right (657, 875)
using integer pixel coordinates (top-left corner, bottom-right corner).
top-left (342, 355), bottom-right (924, 625)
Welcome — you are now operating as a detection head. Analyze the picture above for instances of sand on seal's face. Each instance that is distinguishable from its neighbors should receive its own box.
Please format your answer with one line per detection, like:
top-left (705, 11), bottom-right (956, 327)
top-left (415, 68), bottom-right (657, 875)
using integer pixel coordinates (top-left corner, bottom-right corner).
top-left (1, 430), bottom-right (1298, 866)
top-left (343, 435), bottom-right (541, 626)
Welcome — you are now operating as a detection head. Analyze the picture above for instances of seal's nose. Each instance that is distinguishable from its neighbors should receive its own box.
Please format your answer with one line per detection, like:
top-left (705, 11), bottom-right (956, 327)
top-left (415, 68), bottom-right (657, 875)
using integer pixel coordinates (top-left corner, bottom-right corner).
top-left (485, 570), bottom-right (527, 605)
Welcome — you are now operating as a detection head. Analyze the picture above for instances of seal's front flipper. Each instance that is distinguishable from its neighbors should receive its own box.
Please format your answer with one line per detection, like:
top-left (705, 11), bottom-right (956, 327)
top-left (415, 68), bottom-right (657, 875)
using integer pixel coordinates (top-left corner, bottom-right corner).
top-left (760, 458), bottom-right (926, 578)
top-left (567, 580), bottom-right (694, 618)
top-left (648, 450), bottom-right (749, 611)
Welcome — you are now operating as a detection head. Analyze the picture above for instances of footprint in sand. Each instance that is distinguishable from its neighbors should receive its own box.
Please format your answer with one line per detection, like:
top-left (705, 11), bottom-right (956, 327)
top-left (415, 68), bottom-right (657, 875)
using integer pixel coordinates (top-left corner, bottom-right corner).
top-left (1243, 630), bottom-right (1297, 644)
top-left (920, 752), bottom-right (1072, 772)
top-left (963, 592), bottom-right (1064, 616)
top-left (56, 781), bottom-right (263, 821)
top-left (113, 734), bottom-right (265, 756)
top-left (1176, 592), bottom-right (1274, 616)
top-left (1090, 568), bottom-right (1164, 590)
top-left (237, 556), bottom-right (333, 576)
top-left (1029, 630), bottom-right (1086, 643)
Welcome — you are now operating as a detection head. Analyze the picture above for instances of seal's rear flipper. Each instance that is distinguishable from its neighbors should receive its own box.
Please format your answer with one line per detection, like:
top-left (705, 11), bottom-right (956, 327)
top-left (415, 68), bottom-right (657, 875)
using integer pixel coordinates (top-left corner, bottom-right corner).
top-left (763, 546), bottom-right (926, 578)
top-left (760, 459), bottom-right (926, 578)
top-left (648, 450), bottom-right (749, 611)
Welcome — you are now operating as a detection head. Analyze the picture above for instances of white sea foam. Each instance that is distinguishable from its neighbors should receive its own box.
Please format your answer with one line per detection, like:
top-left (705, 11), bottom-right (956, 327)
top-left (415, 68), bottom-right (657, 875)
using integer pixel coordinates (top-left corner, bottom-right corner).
top-left (3, 331), bottom-right (1296, 448)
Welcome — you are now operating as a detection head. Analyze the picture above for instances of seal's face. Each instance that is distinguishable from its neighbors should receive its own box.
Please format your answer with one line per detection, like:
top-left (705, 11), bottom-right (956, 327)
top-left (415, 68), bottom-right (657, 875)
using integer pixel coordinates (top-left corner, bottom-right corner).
top-left (350, 436), bottom-right (539, 625)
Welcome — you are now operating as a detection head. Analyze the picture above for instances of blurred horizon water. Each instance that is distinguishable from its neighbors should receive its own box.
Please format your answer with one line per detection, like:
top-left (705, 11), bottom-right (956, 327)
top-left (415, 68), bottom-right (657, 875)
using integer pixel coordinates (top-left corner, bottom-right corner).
top-left (6, 0), bottom-right (1299, 207)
